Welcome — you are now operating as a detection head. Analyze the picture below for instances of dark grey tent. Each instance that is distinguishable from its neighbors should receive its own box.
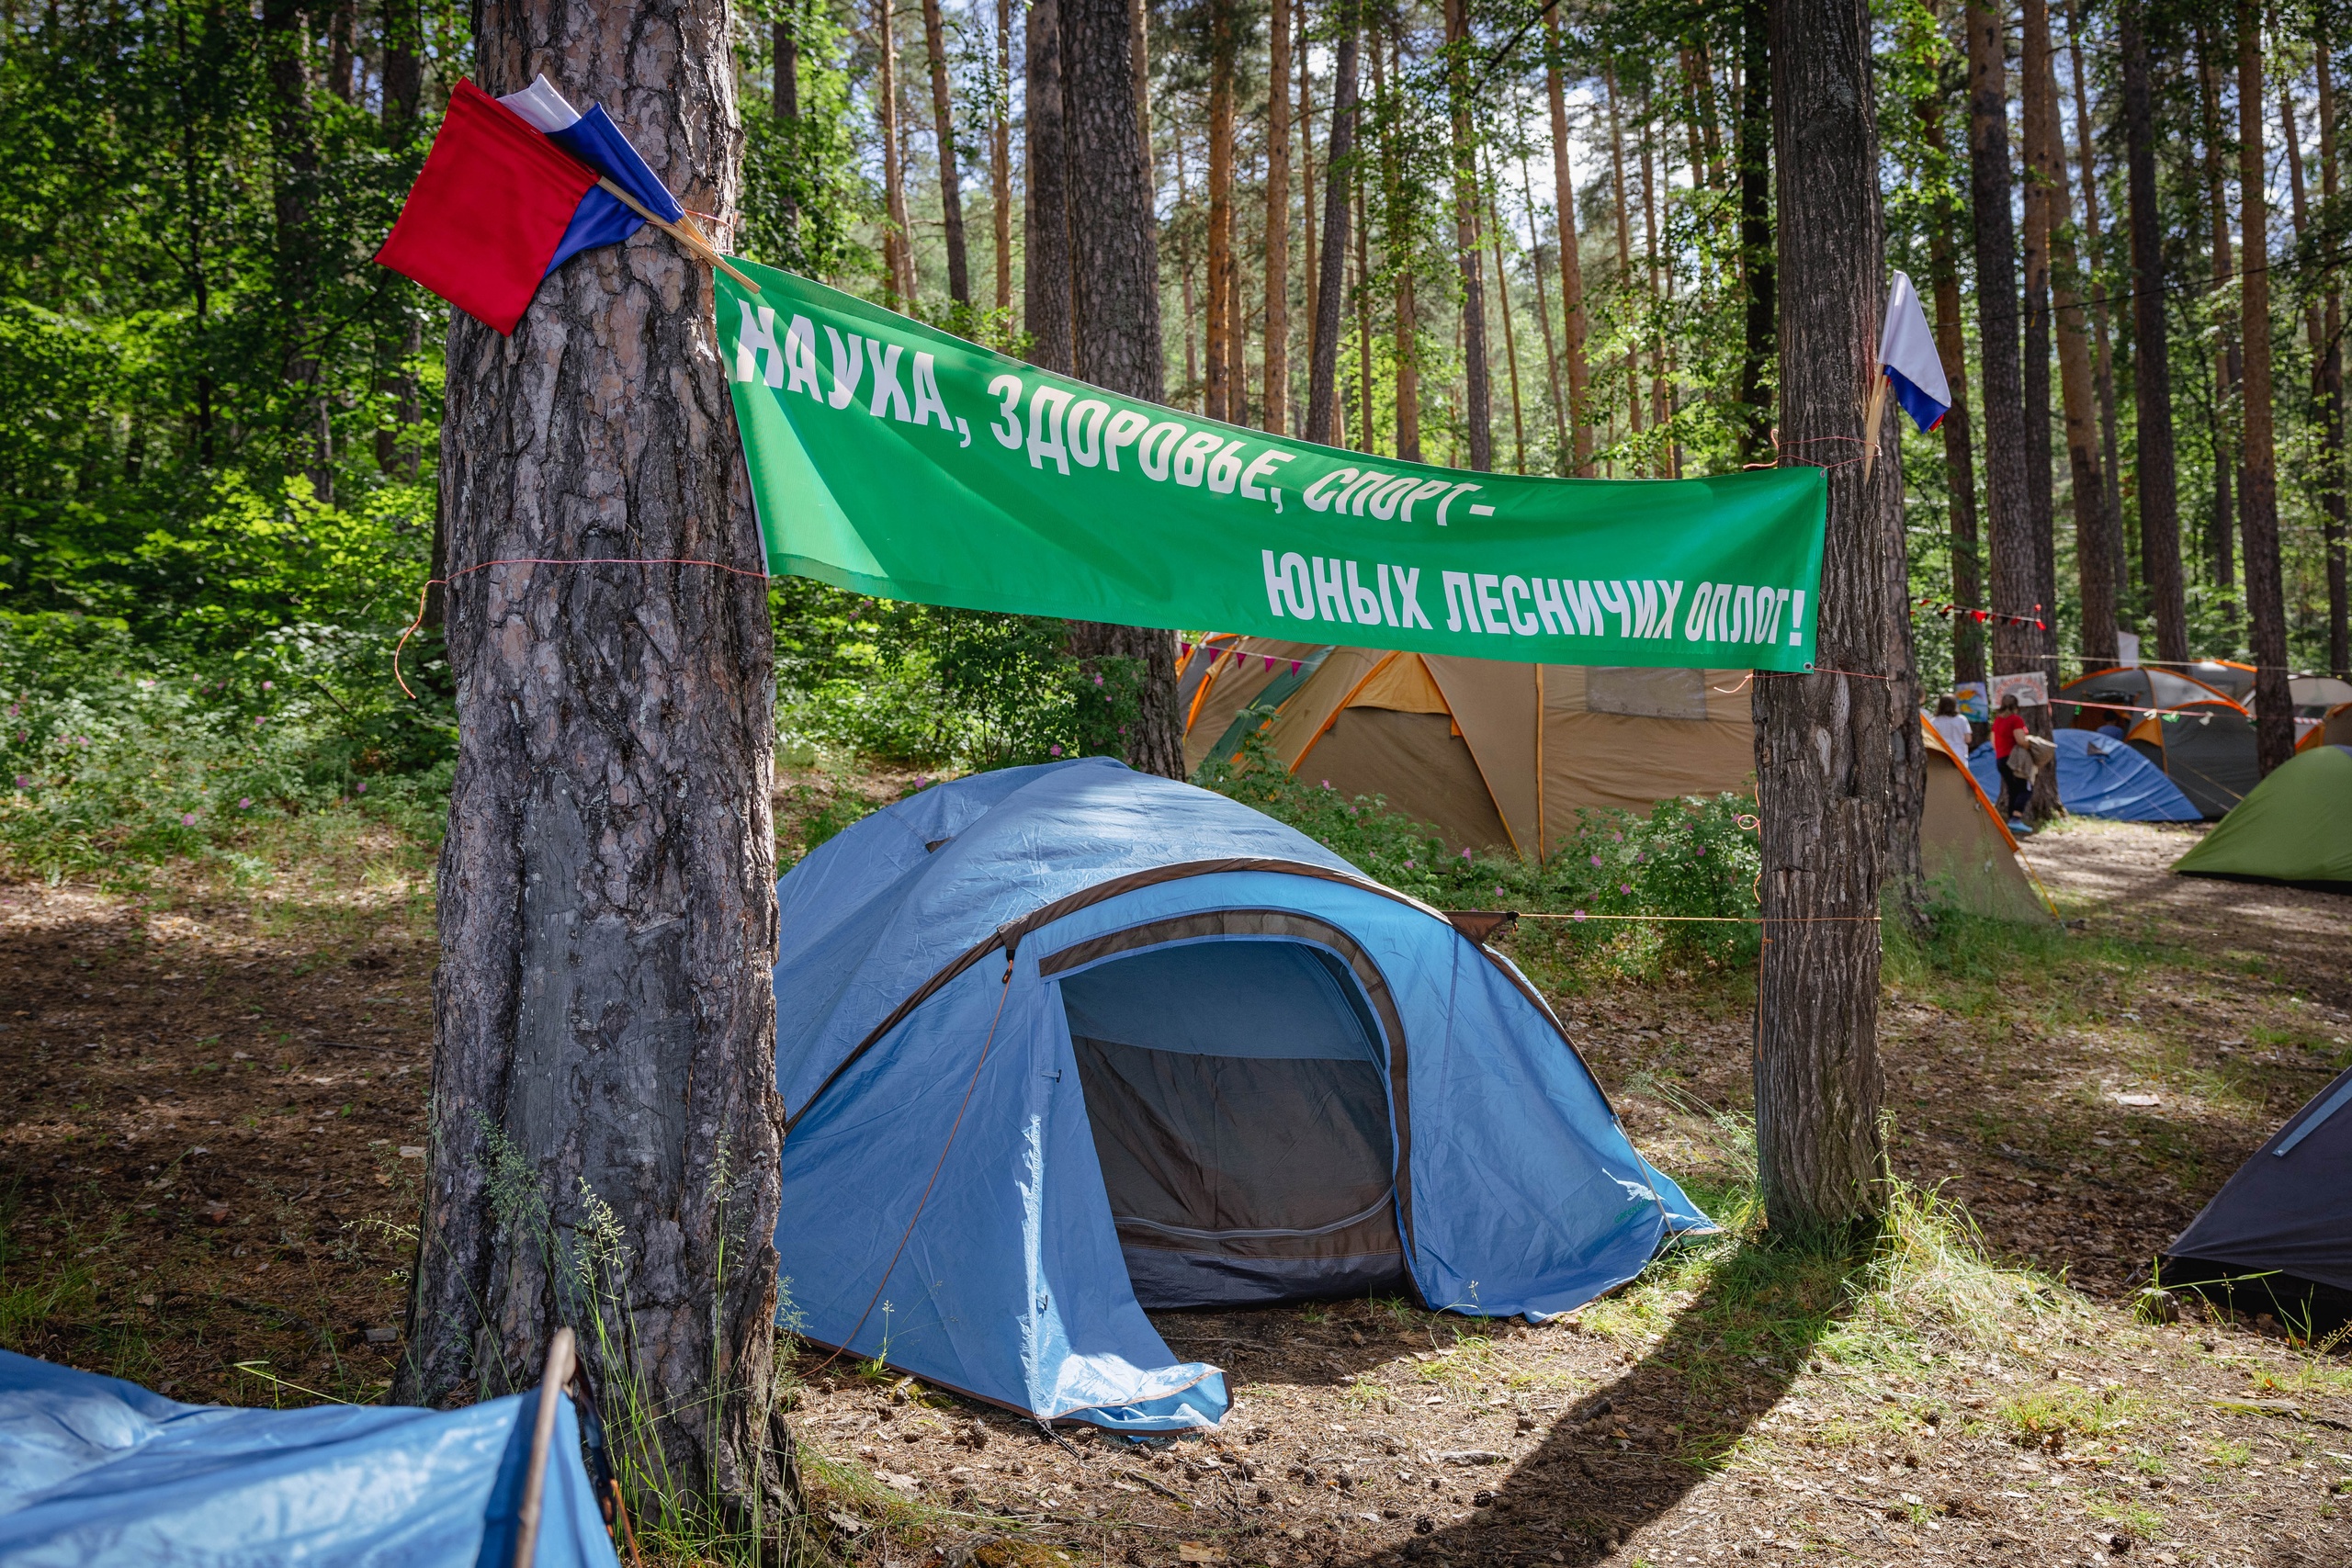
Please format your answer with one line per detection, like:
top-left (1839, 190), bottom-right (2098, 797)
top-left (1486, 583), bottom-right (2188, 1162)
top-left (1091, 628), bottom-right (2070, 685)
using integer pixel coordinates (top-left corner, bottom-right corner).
top-left (2163, 1066), bottom-right (2352, 1331)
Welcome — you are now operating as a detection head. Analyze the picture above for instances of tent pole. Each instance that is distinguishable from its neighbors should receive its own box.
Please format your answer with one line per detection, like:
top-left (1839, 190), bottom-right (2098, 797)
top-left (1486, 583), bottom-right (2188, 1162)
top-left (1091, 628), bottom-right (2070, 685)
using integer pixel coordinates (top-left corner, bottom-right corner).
top-left (1533, 664), bottom-right (1546, 863)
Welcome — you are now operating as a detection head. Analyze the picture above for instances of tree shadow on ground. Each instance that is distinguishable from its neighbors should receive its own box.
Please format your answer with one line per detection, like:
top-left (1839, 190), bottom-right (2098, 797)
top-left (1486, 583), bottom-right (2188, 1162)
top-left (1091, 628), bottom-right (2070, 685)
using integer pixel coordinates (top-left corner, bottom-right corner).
top-left (1353, 1235), bottom-right (1864, 1567)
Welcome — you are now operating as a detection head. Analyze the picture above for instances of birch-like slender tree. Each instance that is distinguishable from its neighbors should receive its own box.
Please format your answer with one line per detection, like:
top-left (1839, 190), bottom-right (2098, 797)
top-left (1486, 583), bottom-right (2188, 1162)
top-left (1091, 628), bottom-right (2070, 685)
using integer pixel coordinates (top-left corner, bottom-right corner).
top-left (920, 0), bottom-right (969, 302)
top-left (1544, 7), bottom-right (1593, 472)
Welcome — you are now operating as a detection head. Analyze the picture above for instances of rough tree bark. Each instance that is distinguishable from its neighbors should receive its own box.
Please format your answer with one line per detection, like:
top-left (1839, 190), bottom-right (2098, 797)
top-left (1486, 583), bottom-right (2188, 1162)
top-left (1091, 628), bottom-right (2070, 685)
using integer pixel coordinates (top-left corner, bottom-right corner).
top-left (1063, 0), bottom-right (1184, 778)
top-left (1965, 0), bottom-right (2041, 709)
top-left (921, 0), bottom-right (970, 303)
top-left (1443, 0), bottom-right (1491, 470)
top-left (397, 0), bottom-right (787, 1537)
top-left (2120, 0), bottom-right (2189, 661)
top-left (1263, 0), bottom-right (1292, 434)
top-left (1545, 7), bottom-right (1593, 473)
top-left (1306, 6), bottom-right (1359, 446)
top-left (2234, 2), bottom-right (2292, 773)
top-left (1757, 0), bottom-right (1905, 1237)
top-left (1024, 0), bottom-right (1074, 375)
top-left (1736, 0), bottom-right (1773, 466)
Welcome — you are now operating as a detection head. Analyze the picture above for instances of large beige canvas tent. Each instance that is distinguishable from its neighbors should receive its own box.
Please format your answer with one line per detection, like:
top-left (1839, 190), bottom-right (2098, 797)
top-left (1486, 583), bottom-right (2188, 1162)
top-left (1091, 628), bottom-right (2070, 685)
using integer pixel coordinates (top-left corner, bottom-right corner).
top-left (1179, 635), bottom-right (2052, 923)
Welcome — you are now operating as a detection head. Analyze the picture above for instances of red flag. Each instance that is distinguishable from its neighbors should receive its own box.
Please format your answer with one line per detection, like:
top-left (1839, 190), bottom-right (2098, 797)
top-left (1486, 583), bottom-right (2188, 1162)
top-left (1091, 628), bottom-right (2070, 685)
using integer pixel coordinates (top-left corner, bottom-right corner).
top-left (376, 81), bottom-right (600, 334)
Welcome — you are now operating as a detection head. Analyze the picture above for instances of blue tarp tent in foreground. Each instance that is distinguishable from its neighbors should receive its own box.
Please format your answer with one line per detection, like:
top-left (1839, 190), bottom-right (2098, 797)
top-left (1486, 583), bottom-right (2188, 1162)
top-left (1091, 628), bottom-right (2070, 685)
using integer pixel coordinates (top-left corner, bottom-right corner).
top-left (1969, 730), bottom-right (2200, 822)
top-left (773, 759), bottom-right (1710, 1433)
top-left (0, 1349), bottom-right (619, 1565)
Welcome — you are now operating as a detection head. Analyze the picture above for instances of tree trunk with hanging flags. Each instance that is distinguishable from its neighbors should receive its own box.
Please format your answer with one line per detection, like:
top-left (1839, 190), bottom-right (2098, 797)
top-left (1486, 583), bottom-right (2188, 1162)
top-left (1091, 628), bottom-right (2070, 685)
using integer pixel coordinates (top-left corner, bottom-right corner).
top-left (1755, 0), bottom-right (1913, 1238)
top-left (374, 7), bottom-right (789, 1542)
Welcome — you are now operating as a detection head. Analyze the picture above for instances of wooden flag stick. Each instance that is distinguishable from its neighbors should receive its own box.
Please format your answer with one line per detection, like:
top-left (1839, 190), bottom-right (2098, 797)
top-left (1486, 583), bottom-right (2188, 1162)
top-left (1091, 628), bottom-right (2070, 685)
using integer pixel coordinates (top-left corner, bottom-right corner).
top-left (512, 1325), bottom-right (577, 1568)
top-left (596, 177), bottom-right (760, 293)
top-left (1860, 370), bottom-right (1891, 480)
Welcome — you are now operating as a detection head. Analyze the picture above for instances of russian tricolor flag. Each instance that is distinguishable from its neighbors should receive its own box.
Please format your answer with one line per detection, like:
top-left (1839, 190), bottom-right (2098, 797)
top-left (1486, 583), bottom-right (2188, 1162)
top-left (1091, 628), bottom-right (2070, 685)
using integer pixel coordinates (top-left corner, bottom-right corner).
top-left (376, 75), bottom-right (695, 335)
top-left (1877, 271), bottom-right (1952, 434)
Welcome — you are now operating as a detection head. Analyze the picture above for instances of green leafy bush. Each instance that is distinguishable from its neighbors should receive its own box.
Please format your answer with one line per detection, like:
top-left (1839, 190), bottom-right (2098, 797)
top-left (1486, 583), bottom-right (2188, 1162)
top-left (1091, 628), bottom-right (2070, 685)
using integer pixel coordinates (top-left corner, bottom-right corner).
top-left (0, 611), bottom-right (454, 879)
top-left (773, 579), bottom-right (1146, 769)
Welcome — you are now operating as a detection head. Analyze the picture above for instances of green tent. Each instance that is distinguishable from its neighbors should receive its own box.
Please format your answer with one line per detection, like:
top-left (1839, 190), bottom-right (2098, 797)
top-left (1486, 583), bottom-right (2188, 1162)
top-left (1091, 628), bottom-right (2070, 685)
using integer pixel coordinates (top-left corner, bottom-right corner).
top-left (2173, 744), bottom-right (2352, 892)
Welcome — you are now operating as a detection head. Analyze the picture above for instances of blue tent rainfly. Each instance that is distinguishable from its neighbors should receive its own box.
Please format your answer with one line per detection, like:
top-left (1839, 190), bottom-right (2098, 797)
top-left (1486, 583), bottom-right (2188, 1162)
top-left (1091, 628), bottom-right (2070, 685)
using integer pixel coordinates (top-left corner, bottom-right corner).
top-left (771, 757), bottom-right (1712, 1432)
top-left (0, 1350), bottom-right (619, 1566)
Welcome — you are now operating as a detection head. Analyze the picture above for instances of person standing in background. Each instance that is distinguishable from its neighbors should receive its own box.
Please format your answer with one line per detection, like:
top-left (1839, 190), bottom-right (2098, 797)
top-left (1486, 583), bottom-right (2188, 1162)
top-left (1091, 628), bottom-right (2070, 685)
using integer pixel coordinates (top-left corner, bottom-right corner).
top-left (1992, 693), bottom-right (2032, 829)
top-left (1931, 694), bottom-right (1973, 759)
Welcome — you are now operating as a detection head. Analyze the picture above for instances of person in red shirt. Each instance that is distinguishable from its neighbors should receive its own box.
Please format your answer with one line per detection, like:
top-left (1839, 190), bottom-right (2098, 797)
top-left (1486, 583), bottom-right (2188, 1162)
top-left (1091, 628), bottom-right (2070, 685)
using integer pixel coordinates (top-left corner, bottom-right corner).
top-left (1991, 694), bottom-right (2031, 823)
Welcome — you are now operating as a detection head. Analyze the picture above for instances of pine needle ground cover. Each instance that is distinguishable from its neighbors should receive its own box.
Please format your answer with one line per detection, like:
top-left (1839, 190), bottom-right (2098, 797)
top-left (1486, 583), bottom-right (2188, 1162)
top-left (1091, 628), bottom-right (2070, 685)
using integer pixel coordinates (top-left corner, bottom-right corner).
top-left (4, 787), bottom-right (2348, 1567)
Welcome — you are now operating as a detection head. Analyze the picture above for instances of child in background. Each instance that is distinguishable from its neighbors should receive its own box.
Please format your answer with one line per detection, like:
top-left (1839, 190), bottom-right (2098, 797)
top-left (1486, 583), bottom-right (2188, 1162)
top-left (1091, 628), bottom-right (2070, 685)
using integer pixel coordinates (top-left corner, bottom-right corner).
top-left (1931, 695), bottom-right (1973, 759)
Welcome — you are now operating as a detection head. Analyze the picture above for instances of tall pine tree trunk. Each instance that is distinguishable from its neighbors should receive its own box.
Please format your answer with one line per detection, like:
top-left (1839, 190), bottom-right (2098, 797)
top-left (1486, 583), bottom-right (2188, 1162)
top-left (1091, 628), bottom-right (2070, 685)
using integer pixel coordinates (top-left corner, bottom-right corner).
top-left (994, 0), bottom-right (1012, 309)
top-left (2235, 2), bottom-right (2292, 772)
top-left (398, 0), bottom-right (787, 1535)
top-left (2322, 47), bottom-right (2351, 677)
top-left (2120, 0), bottom-right (2189, 661)
top-left (1063, 0), bottom-right (1183, 777)
top-left (1520, 146), bottom-right (1568, 468)
top-left (1444, 0), bottom-right (1490, 469)
top-left (1758, 0), bottom-right (1905, 1236)
top-left (1206, 0), bottom-right (1235, 423)
top-left (1024, 0), bottom-right (1074, 373)
top-left (2064, 0), bottom-right (2128, 633)
top-left (1917, 57), bottom-right (1985, 691)
top-left (1263, 0), bottom-right (1292, 434)
top-left (1380, 31), bottom-right (1421, 461)
top-left (1736, 0), bottom-right (1773, 466)
top-left (921, 0), bottom-right (970, 302)
top-left (2198, 33), bottom-right (2239, 615)
top-left (1607, 71), bottom-right (1640, 444)
top-left (1965, 0), bottom-right (2040, 707)
top-left (1545, 8), bottom-right (1593, 473)
top-left (878, 0), bottom-right (916, 304)
top-left (2019, 0), bottom-right (2057, 682)
top-left (1306, 3), bottom-right (1360, 446)
top-left (1488, 165), bottom-right (1527, 472)
top-left (2027, 0), bottom-right (2114, 669)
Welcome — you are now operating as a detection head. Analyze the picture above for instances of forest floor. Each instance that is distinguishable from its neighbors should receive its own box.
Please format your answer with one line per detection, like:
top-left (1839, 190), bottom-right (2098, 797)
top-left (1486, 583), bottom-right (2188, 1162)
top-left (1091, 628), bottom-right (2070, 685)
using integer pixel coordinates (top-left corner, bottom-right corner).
top-left (4, 785), bottom-right (2349, 1568)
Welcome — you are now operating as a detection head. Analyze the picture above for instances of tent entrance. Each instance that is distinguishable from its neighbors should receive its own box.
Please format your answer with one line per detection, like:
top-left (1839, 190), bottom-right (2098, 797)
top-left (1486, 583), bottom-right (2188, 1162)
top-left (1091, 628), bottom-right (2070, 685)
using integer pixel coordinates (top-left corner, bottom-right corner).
top-left (1051, 924), bottom-right (1410, 1310)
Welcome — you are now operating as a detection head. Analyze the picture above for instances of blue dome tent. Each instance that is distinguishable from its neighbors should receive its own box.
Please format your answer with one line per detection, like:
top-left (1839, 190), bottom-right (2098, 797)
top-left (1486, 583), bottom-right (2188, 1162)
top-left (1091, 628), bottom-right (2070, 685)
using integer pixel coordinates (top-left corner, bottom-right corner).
top-left (1967, 730), bottom-right (2200, 822)
top-left (771, 759), bottom-right (1709, 1432)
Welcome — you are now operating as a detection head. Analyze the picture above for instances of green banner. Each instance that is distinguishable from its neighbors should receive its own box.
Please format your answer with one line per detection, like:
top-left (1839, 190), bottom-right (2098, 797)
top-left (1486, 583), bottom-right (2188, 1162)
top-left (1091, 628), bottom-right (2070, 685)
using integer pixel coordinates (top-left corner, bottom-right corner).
top-left (718, 259), bottom-right (1826, 671)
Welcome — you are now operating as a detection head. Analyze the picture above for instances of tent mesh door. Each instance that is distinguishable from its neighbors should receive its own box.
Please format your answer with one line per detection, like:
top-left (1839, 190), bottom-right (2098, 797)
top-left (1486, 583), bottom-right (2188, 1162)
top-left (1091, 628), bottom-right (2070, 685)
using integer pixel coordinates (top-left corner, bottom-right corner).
top-left (1057, 938), bottom-right (1408, 1308)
